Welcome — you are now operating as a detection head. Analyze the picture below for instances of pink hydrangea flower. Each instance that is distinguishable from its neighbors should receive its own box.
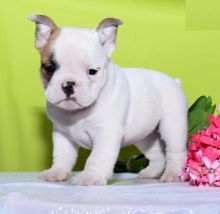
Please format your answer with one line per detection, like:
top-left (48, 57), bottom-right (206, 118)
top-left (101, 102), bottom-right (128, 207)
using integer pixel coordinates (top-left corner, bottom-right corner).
top-left (181, 114), bottom-right (220, 187)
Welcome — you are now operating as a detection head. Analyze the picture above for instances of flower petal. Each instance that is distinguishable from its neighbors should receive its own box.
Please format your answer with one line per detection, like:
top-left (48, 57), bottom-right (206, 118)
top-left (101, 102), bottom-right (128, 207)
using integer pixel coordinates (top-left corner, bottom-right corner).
top-left (213, 140), bottom-right (220, 149)
top-left (209, 114), bottom-right (220, 128)
top-left (200, 136), bottom-right (213, 145)
top-left (212, 160), bottom-right (220, 169)
top-left (195, 150), bottom-right (203, 162)
top-left (208, 173), bottom-right (216, 184)
top-left (203, 147), bottom-right (219, 162)
top-left (203, 157), bottom-right (212, 169)
top-left (214, 181), bottom-right (220, 187)
top-left (180, 171), bottom-right (190, 182)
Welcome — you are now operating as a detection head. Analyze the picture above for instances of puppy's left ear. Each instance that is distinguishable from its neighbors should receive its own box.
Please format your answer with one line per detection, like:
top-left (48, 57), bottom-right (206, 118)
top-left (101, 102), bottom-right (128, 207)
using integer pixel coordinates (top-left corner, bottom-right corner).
top-left (96, 18), bottom-right (123, 57)
top-left (29, 15), bottom-right (57, 52)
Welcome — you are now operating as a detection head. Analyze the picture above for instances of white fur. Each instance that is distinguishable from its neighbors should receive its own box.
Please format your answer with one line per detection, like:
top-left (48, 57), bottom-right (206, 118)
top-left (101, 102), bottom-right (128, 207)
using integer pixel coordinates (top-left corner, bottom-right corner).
top-left (36, 23), bottom-right (188, 185)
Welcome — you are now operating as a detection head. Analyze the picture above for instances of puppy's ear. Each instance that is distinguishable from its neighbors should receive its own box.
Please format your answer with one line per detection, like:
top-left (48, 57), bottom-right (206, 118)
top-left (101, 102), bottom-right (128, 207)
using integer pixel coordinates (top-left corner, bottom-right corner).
top-left (96, 18), bottom-right (123, 57)
top-left (29, 15), bottom-right (57, 52)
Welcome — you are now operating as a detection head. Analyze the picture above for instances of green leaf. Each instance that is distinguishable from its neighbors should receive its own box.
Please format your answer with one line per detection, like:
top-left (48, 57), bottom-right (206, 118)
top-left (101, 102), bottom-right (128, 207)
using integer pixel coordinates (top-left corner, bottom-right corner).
top-left (129, 154), bottom-right (149, 173)
top-left (188, 96), bottom-right (207, 113)
top-left (205, 96), bottom-right (212, 111)
top-left (207, 105), bottom-right (216, 114)
top-left (188, 96), bottom-right (216, 136)
top-left (114, 154), bottom-right (149, 173)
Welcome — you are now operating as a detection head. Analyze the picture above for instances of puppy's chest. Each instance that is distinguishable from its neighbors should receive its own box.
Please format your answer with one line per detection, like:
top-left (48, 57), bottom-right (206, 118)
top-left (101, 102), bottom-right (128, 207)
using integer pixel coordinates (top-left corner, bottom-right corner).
top-left (65, 122), bottom-right (93, 149)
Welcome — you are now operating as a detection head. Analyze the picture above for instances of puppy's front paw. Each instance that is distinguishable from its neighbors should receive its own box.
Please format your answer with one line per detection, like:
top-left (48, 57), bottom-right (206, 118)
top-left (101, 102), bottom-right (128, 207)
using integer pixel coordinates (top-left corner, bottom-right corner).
top-left (40, 167), bottom-right (69, 182)
top-left (73, 170), bottom-right (107, 186)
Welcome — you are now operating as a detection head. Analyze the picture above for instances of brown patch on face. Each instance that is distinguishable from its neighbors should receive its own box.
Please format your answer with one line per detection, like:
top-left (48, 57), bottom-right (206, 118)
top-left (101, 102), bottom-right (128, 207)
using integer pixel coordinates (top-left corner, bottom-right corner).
top-left (40, 66), bottom-right (51, 88)
top-left (39, 27), bottom-right (61, 87)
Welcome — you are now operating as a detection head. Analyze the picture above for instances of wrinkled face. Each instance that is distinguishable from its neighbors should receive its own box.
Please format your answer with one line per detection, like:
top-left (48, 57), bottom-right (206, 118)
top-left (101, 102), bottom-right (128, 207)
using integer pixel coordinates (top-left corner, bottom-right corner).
top-left (40, 28), bottom-right (108, 110)
top-left (30, 15), bottom-right (122, 110)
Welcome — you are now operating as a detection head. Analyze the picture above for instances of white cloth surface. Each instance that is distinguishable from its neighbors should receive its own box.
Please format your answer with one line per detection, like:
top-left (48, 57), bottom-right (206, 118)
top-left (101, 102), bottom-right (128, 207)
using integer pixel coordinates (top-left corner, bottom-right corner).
top-left (0, 172), bottom-right (220, 214)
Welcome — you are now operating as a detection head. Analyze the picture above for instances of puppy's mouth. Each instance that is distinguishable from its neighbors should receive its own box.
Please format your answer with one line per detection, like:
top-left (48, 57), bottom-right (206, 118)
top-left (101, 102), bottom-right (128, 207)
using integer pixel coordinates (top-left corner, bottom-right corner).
top-left (55, 97), bottom-right (79, 105)
top-left (55, 97), bottom-right (93, 109)
top-left (60, 97), bottom-right (76, 102)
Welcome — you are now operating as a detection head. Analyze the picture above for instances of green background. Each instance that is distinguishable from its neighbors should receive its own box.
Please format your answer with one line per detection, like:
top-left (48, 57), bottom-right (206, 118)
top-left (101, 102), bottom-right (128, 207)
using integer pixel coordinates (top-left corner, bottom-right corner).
top-left (0, 0), bottom-right (220, 171)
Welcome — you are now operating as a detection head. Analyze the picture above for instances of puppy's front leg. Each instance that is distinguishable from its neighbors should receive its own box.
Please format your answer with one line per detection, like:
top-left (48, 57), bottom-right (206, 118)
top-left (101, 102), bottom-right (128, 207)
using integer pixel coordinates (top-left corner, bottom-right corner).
top-left (74, 127), bottom-right (123, 186)
top-left (40, 126), bottom-right (78, 182)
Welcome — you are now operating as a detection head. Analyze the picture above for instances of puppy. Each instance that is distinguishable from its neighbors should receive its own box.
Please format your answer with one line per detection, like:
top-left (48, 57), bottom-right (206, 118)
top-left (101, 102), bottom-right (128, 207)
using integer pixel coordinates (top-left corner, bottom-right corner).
top-left (29, 15), bottom-right (188, 185)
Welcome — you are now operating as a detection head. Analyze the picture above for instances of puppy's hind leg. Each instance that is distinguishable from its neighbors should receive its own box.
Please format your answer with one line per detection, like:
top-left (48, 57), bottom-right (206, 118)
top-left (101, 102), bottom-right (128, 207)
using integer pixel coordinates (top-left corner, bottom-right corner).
top-left (136, 132), bottom-right (165, 179)
top-left (159, 97), bottom-right (187, 182)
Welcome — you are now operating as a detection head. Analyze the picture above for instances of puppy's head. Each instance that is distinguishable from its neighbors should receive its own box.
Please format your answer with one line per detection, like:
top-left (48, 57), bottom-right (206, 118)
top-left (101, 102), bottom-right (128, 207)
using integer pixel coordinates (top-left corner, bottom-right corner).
top-left (29, 15), bottom-right (122, 110)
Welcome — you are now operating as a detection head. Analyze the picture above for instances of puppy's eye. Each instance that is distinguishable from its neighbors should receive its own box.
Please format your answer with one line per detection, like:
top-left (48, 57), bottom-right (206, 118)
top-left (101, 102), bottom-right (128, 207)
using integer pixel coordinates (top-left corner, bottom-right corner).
top-left (88, 69), bottom-right (98, 75)
top-left (43, 54), bottom-right (58, 78)
top-left (45, 63), bottom-right (56, 77)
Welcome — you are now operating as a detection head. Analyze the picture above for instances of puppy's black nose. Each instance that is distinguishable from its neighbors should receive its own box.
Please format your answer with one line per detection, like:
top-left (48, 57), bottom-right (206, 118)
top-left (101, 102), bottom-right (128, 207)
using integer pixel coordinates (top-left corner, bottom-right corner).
top-left (62, 81), bottom-right (75, 97)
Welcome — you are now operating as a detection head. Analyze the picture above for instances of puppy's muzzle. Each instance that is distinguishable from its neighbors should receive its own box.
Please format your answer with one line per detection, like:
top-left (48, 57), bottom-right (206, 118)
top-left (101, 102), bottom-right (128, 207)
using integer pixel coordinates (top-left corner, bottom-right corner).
top-left (62, 81), bottom-right (75, 98)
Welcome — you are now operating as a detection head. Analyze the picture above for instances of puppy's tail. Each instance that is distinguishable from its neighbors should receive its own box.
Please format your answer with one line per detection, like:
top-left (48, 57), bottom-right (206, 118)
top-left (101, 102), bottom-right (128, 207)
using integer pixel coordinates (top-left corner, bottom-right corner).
top-left (174, 78), bottom-right (181, 86)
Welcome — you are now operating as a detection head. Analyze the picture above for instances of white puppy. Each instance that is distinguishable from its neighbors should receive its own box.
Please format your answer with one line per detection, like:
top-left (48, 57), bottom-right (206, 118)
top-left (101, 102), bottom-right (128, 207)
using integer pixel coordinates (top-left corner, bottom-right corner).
top-left (29, 15), bottom-right (188, 185)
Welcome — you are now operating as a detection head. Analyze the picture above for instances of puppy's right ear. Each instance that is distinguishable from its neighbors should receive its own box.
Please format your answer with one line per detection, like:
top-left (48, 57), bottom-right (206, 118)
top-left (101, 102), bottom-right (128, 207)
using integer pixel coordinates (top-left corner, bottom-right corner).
top-left (29, 15), bottom-right (57, 52)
